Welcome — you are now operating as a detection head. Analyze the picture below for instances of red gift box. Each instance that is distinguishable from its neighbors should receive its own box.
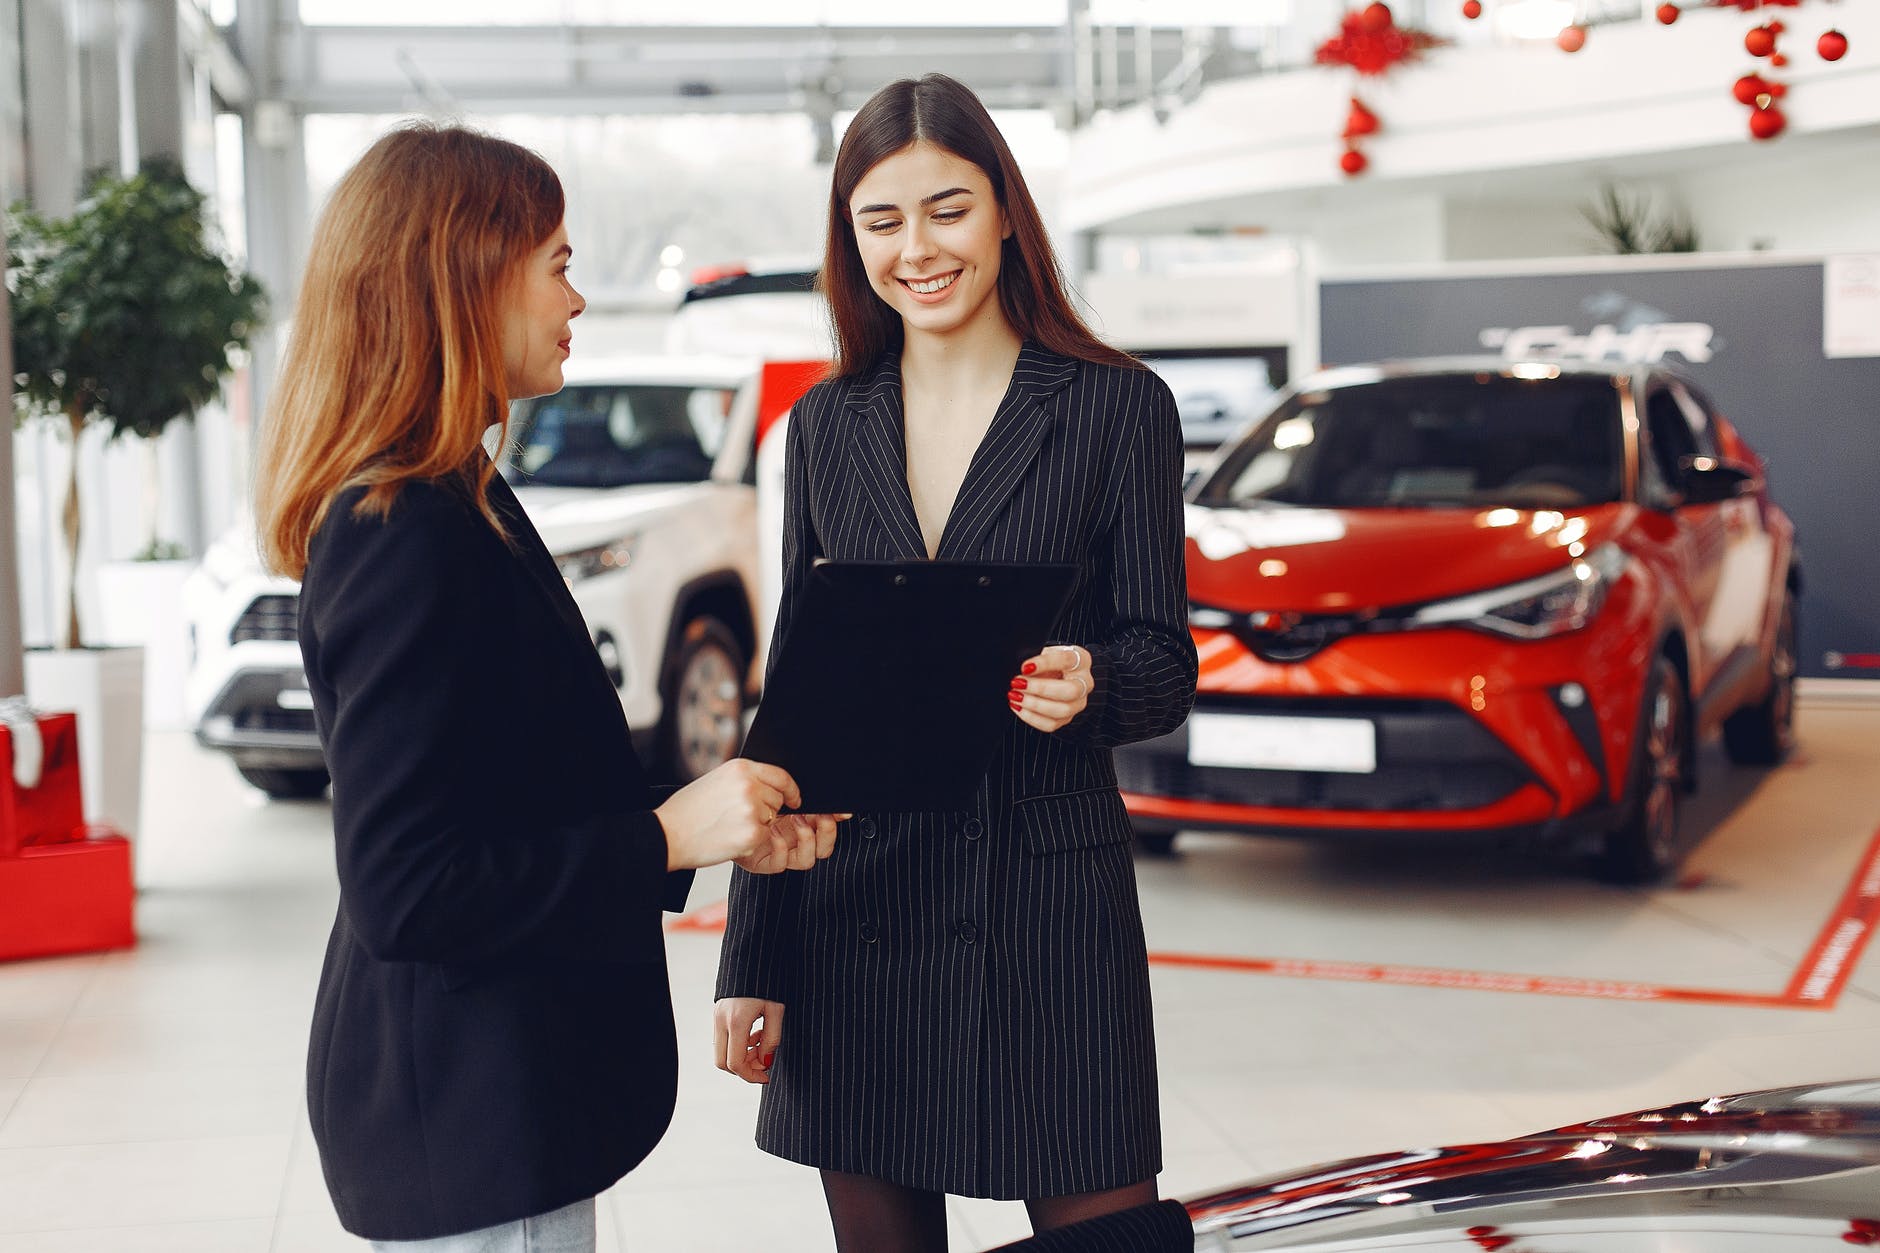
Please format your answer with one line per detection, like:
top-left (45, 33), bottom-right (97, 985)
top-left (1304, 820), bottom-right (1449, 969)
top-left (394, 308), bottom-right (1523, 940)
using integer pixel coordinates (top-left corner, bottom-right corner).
top-left (1, 712), bottom-right (135, 961)
top-left (0, 714), bottom-right (87, 856)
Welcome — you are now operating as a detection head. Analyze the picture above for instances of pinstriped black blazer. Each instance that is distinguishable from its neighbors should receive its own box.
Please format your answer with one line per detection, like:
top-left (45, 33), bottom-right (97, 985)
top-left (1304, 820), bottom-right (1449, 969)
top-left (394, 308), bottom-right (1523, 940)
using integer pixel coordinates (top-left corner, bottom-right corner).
top-left (715, 341), bottom-right (1197, 1197)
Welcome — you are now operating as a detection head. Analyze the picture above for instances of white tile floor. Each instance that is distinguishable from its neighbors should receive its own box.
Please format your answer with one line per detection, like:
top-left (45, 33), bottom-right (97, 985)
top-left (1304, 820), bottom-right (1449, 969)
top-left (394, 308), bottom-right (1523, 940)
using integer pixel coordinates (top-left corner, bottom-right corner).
top-left (2, 699), bottom-right (1877, 1251)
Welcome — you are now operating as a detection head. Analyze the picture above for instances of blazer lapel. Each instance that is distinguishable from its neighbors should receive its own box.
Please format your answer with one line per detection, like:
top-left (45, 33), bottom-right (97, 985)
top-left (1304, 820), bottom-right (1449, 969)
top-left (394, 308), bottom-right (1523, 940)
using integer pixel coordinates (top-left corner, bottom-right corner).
top-left (485, 470), bottom-right (595, 644)
top-left (935, 342), bottom-right (1077, 560)
top-left (843, 356), bottom-right (930, 562)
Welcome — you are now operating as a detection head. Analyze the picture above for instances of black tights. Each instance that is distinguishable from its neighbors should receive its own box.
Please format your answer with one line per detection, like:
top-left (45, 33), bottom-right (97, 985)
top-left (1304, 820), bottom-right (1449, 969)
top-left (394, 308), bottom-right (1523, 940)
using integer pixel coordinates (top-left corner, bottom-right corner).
top-left (820, 1169), bottom-right (1158, 1253)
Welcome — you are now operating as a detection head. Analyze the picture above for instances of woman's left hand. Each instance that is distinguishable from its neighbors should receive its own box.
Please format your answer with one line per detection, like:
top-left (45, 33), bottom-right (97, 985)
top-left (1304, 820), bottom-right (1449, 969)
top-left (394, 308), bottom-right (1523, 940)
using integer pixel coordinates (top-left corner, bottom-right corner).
top-left (1009, 643), bottom-right (1094, 734)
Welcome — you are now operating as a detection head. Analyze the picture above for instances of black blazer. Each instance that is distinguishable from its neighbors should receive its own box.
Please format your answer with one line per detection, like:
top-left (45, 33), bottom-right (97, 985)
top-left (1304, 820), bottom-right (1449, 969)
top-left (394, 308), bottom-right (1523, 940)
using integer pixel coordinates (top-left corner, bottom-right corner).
top-left (298, 468), bottom-right (691, 1241)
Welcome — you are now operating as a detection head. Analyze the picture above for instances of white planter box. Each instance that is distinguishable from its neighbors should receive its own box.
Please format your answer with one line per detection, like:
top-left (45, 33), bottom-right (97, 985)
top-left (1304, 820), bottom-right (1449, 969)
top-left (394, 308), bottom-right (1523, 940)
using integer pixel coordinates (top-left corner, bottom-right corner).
top-left (24, 647), bottom-right (146, 871)
top-left (96, 559), bottom-right (194, 730)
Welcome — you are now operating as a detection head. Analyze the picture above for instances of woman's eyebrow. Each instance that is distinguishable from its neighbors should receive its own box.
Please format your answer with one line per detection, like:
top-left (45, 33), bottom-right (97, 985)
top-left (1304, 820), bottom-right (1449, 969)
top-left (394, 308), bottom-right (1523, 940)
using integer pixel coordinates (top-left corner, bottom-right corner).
top-left (854, 186), bottom-right (973, 215)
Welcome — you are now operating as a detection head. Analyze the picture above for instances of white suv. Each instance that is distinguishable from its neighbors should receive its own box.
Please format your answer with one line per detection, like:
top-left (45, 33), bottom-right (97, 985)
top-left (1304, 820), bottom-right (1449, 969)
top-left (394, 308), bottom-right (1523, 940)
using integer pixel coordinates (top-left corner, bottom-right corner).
top-left (184, 355), bottom-right (765, 798)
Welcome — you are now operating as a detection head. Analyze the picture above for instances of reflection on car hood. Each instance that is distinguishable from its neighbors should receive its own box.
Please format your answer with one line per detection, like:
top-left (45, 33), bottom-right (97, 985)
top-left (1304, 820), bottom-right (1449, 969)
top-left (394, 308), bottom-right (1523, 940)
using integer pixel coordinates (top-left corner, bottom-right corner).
top-left (1184, 502), bottom-right (1631, 614)
top-left (512, 483), bottom-right (706, 554)
top-left (1186, 1079), bottom-right (1880, 1250)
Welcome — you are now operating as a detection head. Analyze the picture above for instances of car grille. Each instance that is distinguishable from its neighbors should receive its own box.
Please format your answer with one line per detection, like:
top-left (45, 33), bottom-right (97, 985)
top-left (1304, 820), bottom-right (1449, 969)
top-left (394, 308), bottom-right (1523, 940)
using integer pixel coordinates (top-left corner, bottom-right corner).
top-left (1116, 697), bottom-right (1536, 813)
top-left (234, 707), bottom-right (317, 735)
top-left (231, 594), bottom-right (299, 644)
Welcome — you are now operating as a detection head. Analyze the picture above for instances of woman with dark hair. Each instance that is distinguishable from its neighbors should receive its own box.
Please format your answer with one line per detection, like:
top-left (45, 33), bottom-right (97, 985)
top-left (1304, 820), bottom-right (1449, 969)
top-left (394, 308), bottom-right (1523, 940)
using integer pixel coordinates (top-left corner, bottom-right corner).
top-left (713, 75), bottom-right (1197, 1251)
top-left (257, 122), bottom-right (838, 1252)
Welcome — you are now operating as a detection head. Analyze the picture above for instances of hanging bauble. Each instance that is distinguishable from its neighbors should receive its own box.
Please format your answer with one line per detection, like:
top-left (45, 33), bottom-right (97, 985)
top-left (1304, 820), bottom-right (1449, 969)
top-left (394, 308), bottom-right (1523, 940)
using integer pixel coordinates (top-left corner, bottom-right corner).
top-left (1462, 0), bottom-right (1482, 17)
top-left (1340, 147), bottom-right (1370, 176)
top-left (1819, 30), bottom-right (1848, 61)
top-left (1732, 72), bottom-right (1769, 104)
top-left (1557, 25), bottom-right (1588, 52)
top-left (1771, 52), bottom-right (1788, 66)
top-left (1745, 25), bottom-right (1777, 56)
top-left (1705, 0), bottom-right (1804, 10)
top-left (1360, 2), bottom-right (1395, 32)
top-left (1749, 104), bottom-right (1787, 140)
top-left (1768, 81), bottom-right (1787, 98)
top-left (1656, 2), bottom-right (1680, 23)
top-left (1344, 97), bottom-right (1382, 138)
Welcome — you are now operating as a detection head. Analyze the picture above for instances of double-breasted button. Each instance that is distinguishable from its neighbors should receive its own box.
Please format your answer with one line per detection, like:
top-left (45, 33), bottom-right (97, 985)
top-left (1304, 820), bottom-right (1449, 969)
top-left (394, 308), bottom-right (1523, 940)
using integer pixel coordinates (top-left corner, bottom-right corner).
top-left (858, 817), bottom-right (878, 839)
top-left (860, 922), bottom-right (880, 944)
top-left (956, 920), bottom-right (979, 944)
top-left (963, 818), bottom-right (984, 841)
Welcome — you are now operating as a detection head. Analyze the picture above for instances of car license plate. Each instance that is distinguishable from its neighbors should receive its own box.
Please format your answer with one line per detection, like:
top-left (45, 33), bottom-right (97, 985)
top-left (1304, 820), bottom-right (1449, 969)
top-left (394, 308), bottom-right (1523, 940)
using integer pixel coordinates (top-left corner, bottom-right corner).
top-left (1187, 712), bottom-right (1377, 774)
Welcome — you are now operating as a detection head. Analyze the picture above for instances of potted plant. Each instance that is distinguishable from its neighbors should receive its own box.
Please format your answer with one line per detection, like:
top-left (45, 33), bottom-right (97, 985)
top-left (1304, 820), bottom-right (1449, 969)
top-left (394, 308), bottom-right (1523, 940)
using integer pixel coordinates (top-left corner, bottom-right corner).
top-left (6, 159), bottom-right (266, 847)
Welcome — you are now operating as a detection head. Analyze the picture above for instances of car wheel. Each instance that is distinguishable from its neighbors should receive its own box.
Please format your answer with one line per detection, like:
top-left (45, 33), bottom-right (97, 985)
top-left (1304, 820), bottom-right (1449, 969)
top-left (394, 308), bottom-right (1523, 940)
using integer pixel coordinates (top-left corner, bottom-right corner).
top-left (1723, 593), bottom-right (1798, 766)
top-left (660, 616), bottom-right (747, 784)
top-left (237, 765), bottom-right (330, 800)
top-left (1595, 655), bottom-right (1687, 885)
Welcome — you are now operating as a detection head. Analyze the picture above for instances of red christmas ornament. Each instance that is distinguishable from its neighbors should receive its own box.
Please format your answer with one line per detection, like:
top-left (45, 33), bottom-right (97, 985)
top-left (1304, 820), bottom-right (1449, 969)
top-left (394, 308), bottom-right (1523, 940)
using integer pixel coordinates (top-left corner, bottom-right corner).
top-left (1705, 0), bottom-right (1802, 10)
top-left (1360, 2), bottom-right (1395, 32)
top-left (1749, 104), bottom-right (1786, 140)
top-left (1732, 72), bottom-right (1769, 104)
top-left (1343, 97), bottom-right (1382, 138)
top-left (1769, 80), bottom-right (1787, 98)
top-left (1745, 25), bottom-right (1777, 57)
top-left (1315, 7), bottom-right (1446, 76)
top-left (1557, 24), bottom-right (1587, 52)
top-left (1771, 51), bottom-right (1788, 66)
top-left (1656, 2), bottom-right (1680, 23)
top-left (1819, 30), bottom-right (1848, 61)
top-left (1461, 0), bottom-right (1482, 18)
top-left (1339, 147), bottom-right (1370, 176)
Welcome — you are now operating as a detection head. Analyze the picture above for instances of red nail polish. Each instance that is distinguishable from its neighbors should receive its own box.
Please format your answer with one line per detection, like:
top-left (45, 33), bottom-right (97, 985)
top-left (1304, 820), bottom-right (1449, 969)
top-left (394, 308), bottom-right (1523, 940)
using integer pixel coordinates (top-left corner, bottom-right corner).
top-left (1011, 678), bottom-right (1028, 690)
top-left (1022, 662), bottom-right (1037, 675)
top-left (762, 1052), bottom-right (775, 1068)
top-left (1009, 695), bottom-right (1023, 708)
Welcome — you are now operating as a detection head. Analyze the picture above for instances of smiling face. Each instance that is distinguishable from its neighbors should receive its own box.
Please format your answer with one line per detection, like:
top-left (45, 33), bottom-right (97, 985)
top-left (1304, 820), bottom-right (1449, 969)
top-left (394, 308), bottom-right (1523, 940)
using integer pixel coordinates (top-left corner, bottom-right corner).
top-left (848, 141), bottom-right (1012, 344)
top-left (501, 221), bottom-right (585, 401)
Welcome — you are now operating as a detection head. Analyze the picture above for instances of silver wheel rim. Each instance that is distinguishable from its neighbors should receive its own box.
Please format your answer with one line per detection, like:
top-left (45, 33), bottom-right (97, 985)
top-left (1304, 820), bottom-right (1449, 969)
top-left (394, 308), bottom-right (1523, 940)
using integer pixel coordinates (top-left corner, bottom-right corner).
top-left (677, 643), bottom-right (742, 780)
top-left (1643, 679), bottom-right (1684, 864)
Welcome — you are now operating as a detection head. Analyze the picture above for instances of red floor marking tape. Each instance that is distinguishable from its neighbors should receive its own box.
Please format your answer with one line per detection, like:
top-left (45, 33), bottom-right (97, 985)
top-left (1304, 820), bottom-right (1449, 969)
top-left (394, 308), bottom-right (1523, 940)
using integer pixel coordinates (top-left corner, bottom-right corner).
top-left (1141, 950), bottom-right (1798, 1009)
top-left (667, 824), bottom-right (1880, 1011)
top-left (1781, 824), bottom-right (1880, 1005)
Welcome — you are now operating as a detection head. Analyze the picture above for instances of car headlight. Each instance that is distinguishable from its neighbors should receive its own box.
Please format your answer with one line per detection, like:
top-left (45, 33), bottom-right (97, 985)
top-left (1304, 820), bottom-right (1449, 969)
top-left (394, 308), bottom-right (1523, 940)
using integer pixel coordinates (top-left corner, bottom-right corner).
top-left (555, 534), bottom-right (640, 585)
top-left (1411, 542), bottom-right (1628, 640)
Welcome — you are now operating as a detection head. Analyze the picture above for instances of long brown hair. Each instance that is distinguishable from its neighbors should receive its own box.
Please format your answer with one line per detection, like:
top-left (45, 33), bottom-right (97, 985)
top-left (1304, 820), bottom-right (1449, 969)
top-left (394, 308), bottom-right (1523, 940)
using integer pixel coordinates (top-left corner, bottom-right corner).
top-left (255, 122), bottom-right (564, 578)
top-left (819, 74), bottom-right (1137, 378)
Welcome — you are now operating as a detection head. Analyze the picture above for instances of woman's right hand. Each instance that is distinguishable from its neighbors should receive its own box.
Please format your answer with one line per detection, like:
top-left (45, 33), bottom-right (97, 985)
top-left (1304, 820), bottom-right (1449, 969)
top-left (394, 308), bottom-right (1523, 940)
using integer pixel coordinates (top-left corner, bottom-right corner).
top-left (656, 760), bottom-right (805, 871)
top-left (713, 997), bottom-right (784, 1084)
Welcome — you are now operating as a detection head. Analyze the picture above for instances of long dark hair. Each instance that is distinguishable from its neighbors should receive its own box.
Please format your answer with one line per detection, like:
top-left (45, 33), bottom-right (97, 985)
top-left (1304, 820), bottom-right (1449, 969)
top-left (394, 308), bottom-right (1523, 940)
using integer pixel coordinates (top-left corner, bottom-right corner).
top-left (818, 74), bottom-right (1137, 378)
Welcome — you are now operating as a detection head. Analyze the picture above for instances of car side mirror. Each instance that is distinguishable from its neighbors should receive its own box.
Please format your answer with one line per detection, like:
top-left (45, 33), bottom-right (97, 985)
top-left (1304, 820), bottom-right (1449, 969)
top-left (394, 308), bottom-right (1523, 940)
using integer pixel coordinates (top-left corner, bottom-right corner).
top-left (1677, 456), bottom-right (1758, 506)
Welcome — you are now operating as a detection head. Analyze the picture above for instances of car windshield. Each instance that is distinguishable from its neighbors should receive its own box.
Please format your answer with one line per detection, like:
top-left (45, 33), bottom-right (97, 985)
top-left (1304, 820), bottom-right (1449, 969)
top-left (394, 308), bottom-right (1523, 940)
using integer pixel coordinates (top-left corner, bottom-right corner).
top-left (1196, 374), bottom-right (1624, 510)
top-left (502, 383), bottom-right (734, 489)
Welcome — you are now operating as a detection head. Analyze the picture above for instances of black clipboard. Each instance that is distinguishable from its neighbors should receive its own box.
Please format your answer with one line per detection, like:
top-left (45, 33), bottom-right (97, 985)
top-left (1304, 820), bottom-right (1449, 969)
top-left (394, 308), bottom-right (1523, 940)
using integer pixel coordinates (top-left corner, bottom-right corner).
top-left (740, 559), bottom-right (1079, 813)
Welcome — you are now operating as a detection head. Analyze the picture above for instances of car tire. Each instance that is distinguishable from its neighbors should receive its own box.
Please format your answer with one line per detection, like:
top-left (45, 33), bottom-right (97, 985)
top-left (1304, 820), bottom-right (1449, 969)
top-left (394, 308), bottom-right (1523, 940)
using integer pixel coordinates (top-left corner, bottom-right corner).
top-left (1595, 655), bottom-right (1688, 885)
top-left (1723, 593), bottom-right (1798, 767)
top-left (659, 615), bottom-right (747, 785)
top-left (237, 765), bottom-right (330, 801)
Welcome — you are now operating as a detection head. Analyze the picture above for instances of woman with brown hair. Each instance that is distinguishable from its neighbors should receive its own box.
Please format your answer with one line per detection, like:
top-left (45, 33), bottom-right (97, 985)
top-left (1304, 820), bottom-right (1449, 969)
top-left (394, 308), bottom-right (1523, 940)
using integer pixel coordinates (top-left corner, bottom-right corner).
top-left (713, 75), bottom-right (1197, 1251)
top-left (256, 122), bottom-right (838, 1252)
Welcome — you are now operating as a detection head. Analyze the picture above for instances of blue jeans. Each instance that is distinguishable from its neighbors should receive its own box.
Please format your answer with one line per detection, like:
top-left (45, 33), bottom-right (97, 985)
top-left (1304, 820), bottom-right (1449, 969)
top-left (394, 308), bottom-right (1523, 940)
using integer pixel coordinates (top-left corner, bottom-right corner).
top-left (369, 1197), bottom-right (596, 1253)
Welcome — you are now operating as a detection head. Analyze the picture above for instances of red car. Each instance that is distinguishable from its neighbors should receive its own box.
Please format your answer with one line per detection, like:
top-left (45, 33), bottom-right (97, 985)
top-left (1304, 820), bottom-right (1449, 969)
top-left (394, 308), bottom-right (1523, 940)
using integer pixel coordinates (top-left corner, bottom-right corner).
top-left (1119, 360), bottom-right (1799, 882)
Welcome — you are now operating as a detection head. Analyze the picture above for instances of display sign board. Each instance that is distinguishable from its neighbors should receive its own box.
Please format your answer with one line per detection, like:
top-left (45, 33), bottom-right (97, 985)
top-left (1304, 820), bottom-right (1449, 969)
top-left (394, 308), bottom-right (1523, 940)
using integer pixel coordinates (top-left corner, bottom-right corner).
top-left (1321, 258), bottom-right (1879, 681)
